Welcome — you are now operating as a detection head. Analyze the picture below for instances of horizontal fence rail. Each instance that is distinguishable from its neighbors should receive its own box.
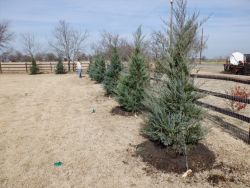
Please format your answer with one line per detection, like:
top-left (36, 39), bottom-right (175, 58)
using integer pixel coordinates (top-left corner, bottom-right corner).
top-left (198, 89), bottom-right (250, 104)
top-left (191, 74), bottom-right (250, 84)
top-left (197, 101), bottom-right (250, 123)
top-left (151, 74), bottom-right (250, 85)
top-left (0, 62), bottom-right (89, 73)
top-left (207, 114), bottom-right (250, 144)
top-left (150, 74), bottom-right (250, 143)
top-left (150, 75), bottom-right (250, 104)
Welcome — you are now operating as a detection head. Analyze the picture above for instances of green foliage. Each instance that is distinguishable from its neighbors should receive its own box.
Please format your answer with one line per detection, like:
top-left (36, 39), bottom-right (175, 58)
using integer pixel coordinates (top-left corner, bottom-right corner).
top-left (144, 79), bottom-right (204, 153)
top-left (143, 0), bottom-right (204, 154)
top-left (89, 55), bottom-right (106, 83)
top-left (86, 58), bottom-right (92, 74)
top-left (30, 58), bottom-right (39, 75)
top-left (55, 58), bottom-right (65, 74)
top-left (88, 58), bottom-right (95, 79)
top-left (95, 56), bottom-right (106, 83)
top-left (116, 26), bottom-right (149, 112)
top-left (103, 47), bottom-right (122, 95)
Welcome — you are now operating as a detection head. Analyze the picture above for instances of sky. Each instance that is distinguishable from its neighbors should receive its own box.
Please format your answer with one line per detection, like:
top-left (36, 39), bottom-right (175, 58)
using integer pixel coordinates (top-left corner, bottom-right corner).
top-left (0, 0), bottom-right (250, 58)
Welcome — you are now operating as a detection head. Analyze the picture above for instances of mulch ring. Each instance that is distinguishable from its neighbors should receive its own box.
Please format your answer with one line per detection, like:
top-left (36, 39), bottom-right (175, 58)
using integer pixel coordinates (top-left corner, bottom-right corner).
top-left (135, 141), bottom-right (216, 174)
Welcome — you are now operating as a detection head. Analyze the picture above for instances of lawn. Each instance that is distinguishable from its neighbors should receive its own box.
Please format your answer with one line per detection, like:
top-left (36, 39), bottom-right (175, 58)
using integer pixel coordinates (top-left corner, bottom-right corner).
top-left (0, 74), bottom-right (249, 187)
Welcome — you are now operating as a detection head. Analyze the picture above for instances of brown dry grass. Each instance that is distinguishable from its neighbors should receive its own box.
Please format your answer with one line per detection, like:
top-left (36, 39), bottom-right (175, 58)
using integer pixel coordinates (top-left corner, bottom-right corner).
top-left (0, 73), bottom-right (249, 188)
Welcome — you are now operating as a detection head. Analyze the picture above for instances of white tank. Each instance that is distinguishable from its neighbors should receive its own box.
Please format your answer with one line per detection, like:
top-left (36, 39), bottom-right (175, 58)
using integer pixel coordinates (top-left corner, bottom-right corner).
top-left (229, 52), bottom-right (244, 65)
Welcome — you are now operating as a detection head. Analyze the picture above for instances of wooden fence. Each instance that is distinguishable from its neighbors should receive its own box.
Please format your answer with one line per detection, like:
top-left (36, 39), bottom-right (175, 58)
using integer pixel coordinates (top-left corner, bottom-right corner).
top-left (1, 65), bottom-right (249, 143)
top-left (0, 61), bottom-right (90, 74)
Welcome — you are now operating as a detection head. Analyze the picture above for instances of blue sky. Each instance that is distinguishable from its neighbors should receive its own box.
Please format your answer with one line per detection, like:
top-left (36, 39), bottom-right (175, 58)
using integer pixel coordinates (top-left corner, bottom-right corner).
top-left (0, 0), bottom-right (250, 58)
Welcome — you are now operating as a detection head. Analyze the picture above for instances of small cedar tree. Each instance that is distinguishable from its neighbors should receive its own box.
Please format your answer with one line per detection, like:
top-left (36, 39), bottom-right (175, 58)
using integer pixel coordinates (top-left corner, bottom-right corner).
top-left (103, 47), bottom-right (122, 95)
top-left (91, 55), bottom-right (106, 83)
top-left (55, 58), bottom-right (65, 74)
top-left (30, 58), bottom-right (39, 74)
top-left (116, 26), bottom-right (149, 112)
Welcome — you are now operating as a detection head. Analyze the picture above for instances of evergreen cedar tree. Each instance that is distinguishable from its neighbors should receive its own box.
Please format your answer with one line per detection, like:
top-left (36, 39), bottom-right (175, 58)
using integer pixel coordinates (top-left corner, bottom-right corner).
top-left (30, 58), bottom-right (39, 75)
top-left (103, 47), bottom-right (122, 95)
top-left (116, 26), bottom-right (149, 112)
top-left (55, 58), bottom-right (65, 74)
top-left (88, 58), bottom-right (95, 79)
top-left (143, 0), bottom-right (205, 154)
top-left (89, 55), bottom-right (106, 83)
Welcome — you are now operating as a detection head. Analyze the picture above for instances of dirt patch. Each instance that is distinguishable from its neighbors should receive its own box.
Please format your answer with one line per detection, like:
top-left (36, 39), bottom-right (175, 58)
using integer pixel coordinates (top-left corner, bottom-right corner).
top-left (136, 141), bottom-right (215, 174)
top-left (205, 162), bottom-right (245, 186)
top-left (212, 162), bottom-right (236, 173)
top-left (207, 174), bottom-right (226, 185)
top-left (1, 74), bottom-right (250, 187)
top-left (110, 106), bottom-right (135, 117)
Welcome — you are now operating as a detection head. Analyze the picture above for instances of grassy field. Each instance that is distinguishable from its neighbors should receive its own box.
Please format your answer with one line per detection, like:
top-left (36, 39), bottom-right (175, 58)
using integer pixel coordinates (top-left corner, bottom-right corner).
top-left (0, 73), bottom-right (249, 188)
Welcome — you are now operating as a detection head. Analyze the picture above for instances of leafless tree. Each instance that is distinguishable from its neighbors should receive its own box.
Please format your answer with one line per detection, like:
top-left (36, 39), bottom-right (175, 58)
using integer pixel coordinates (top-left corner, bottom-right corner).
top-left (150, 30), bottom-right (169, 60)
top-left (92, 31), bottom-right (119, 57)
top-left (92, 31), bottom-right (133, 61)
top-left (50, 20), bottom-right (88, 71)
top-left (118, 38), bottom-right (133, 61)
top-left (21, 33), bottom-right (39, 59)
top-left (149, 1), bottom-right (208, 64)
top-left (101, 31), bottom-right (119, 50)
top-left (0, 48), bottom-right (13, 62)
top-left (0, 21), bottom-right (13, 50)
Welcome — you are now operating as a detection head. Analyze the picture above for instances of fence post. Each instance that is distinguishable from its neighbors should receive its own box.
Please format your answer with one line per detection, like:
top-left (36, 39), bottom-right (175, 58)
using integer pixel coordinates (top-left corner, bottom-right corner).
top-left (0, 62), bottom-right (2, 73)
top-left (25, 63), bottom-right (28, 73)
top-left (50, 62), bottom-right (52, 73)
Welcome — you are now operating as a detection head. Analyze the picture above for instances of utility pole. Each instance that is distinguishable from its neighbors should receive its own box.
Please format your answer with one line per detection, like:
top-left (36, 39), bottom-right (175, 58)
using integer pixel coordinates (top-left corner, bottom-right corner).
top-left (170, 0), bottom-right (174, 49)
top-left (199, 28), bottom-right (204, 64)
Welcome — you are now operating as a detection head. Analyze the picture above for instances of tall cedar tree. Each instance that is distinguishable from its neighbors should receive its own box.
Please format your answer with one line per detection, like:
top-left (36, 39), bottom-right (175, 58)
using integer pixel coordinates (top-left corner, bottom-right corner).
top-left (91, 55), bottom-right (106, 83)
top-left (30, 58), bottom-right (39, 74)
top-left (88, 58), bottom-right (95, 79)
top-left (116, 27), bottom-right (149, 112)
top-left (55, 58), bottom-right (65, 74)
top-left (103, 47), bottom-right (122, 95)
top-left (86, 58), bottom-right (93, 74)
top-left (94, 55), bottom-right (106, 82)
top-left (144, 0), bottom-right (204, 154)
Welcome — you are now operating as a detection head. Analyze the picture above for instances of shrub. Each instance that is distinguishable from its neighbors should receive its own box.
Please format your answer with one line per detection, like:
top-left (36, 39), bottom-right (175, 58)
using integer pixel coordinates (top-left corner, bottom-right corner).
top-left (103, 47), bottom-right (122, 95)
top-left (144, 80), bottom-right (204, 153)
top-left (88, 58), bottom-right (95, 79)
top-left (116, 27), bottom-right (149, 112)
top-left (143, 0), bottom-right (205, 155)
top-left (91, 55), bottom-right (106, 83)
top-left (86, 58), bottom-right (92, 74)
top-left (30, 58), bottom-right (39, 75)
top-left (226, 85), bottom-right (250, 112)
top-left (55, 58), bottom-right (65, 74)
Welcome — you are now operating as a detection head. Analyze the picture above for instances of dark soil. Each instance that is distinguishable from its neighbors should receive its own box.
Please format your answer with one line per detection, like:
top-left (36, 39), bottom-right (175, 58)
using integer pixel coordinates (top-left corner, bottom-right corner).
top-left (212, 162), bottom-right (236, 174)
top-left (206, 162), bottom-right (244, 186)
top-left (110, 106), bottom-right (135, 117)
top-left (207, 174), bottom-right (226, 185)
top-left (136, 141), bottom-right (215, 174)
